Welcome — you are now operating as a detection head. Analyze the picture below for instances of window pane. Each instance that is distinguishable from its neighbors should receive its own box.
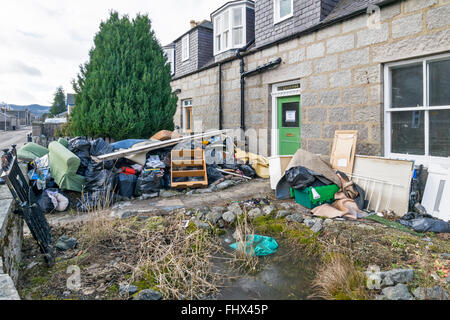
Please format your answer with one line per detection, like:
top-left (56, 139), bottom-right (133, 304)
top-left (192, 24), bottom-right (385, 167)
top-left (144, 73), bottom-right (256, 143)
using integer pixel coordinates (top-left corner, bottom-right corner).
top-left (429, 109), bottom-right (450, 157)
top-left (233, 28), bottom-right (243, 46)
top-left (391, 64), bottom-right (423, 108)
top-left (223, 31), bottom-right (229, 49)
top-left (233, 8), bottom-right (242, 26)
top-left (391, 111), bottom-right (425, 155)
top-left (215, 17), bottom-right (221, 34)
top-left (429, 59), bottom-right (450, 106)
top-left (280, 0), bottom-right (292, 18)
top-left (186, 109), bottom-right (191, 130)
top-left (216, 35), bottom-right (221, 51)
top-left (223, 11), bottom-right (229, 30)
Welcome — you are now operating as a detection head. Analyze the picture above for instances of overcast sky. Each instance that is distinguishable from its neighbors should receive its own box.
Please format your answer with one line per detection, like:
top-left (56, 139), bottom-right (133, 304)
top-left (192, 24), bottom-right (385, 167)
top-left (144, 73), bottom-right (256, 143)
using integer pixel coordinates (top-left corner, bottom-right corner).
top-left (0, 0), bottom-right (225, 106)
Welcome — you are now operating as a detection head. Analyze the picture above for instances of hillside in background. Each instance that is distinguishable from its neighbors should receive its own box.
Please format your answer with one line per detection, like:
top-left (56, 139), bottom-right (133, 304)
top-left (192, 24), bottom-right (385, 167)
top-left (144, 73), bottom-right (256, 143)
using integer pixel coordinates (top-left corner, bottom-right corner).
top-left (8, 104), bottom-right (51, 115)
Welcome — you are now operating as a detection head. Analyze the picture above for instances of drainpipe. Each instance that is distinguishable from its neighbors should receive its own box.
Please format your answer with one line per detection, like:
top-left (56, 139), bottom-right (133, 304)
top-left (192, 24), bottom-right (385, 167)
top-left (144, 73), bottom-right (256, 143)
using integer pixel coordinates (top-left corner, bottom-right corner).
top-left (218, 63), bottom-right (223, 130)
top-left (236, 40), bottom-right (255, 132)
top-left (236, 40), bottom-right (282, 133)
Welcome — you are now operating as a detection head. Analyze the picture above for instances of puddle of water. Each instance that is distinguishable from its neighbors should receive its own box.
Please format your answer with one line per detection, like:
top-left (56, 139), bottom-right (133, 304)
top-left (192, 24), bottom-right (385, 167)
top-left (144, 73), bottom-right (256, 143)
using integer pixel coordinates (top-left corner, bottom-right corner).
top-left (213, 232), bottom-right (318, 300)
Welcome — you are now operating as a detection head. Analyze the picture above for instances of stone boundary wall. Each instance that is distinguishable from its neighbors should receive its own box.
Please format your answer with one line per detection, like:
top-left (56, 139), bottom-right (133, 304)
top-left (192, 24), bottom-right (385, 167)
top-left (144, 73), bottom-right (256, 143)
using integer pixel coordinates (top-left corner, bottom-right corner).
top-left (0, 183), bottom-right (23, 300)
top-left (171, 0), bottom-right (450, 157)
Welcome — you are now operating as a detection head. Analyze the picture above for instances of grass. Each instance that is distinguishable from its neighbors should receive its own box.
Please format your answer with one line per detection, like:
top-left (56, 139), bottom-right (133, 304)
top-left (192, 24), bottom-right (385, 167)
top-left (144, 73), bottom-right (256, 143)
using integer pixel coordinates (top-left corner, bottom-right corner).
top-left (253, 214), bottom-right (323, 256)
top-left (364, 215), bottom-right (425, 237)
top-left (77, 187), bottom-right (118, 249)
top-left (128, 216), bottom-right (224, 300)
top-left (310, 254), bottom-right (369, 300)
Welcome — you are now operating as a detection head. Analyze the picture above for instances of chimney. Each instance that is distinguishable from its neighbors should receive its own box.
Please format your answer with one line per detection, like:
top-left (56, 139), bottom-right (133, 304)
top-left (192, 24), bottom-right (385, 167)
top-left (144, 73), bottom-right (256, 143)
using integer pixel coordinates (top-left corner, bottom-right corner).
top-left (190, 20), bottom-right (197, 29)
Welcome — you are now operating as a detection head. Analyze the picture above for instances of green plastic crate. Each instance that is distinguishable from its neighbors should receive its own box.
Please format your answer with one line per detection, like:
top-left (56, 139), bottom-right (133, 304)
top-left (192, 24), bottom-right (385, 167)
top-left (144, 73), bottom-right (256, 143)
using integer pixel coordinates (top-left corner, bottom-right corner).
top-left (293, 184), bottom-right (340, 209)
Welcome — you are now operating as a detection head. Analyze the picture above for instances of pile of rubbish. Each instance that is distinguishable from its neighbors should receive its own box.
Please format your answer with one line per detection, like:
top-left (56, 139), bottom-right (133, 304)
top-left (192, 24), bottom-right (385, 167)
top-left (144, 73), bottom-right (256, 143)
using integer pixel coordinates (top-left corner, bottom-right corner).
top-left (273, 130), bottom-right (450, 234)
top-left (15, 130), bottom-right (270, 214)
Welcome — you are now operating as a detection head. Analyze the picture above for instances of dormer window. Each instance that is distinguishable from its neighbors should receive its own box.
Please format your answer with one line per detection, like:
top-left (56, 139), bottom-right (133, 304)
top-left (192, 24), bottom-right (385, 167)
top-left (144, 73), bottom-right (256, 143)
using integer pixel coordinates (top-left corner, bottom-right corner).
top-left (274, 0), bottom-right (293, 24)
top-left (182, 34), bottom-right (190, 62)
top-left (212, 1), bottom-right (254, 56)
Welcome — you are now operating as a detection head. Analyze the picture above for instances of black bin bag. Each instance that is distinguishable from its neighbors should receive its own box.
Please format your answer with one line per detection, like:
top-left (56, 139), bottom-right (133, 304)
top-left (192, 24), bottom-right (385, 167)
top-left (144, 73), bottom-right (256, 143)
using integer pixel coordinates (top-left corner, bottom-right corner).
top-left (135, 171), bottom-right (163, 196)
top-left (68, 138), bottom-right (91, 175)
top-left (118, 173), bottom-right (137, 198)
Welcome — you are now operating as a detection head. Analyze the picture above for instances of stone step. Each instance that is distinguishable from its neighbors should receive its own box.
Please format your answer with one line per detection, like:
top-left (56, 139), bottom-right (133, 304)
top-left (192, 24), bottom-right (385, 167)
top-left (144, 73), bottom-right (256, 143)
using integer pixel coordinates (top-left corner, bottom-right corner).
top-left (0, 274), bottom-right (20, 300)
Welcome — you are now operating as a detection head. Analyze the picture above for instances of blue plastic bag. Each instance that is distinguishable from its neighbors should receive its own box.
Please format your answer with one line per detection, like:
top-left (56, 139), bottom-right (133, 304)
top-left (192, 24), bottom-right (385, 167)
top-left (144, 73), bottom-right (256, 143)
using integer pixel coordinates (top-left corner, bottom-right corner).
top-left (230, 235), bottom-right (279, 256)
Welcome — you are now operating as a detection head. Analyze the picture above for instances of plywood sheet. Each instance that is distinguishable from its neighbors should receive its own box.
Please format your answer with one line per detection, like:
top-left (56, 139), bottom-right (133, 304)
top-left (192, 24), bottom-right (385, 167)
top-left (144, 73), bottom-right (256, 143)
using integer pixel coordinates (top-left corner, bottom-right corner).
top-left (351, 156), bottom-right (414, 217)
top-left (330, 130), bottom-right (358, 175)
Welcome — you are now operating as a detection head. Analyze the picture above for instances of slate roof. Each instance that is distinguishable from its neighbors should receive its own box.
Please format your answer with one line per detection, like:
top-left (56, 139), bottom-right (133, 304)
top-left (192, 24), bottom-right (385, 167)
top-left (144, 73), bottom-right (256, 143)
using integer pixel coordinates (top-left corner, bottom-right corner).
top-left (324, 0), bottom-right (396, 22)
top-left (171, 0), bottom-right (401, 80)
top-left (173, 20), bottom-right (213, 43)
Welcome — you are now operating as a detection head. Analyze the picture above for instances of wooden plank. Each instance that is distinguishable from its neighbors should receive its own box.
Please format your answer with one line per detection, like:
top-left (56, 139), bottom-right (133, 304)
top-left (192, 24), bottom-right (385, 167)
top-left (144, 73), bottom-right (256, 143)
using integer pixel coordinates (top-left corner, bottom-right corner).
top-left (171, 160), bottom-right (204, 167)
top-left (216, 168), bottom-right (252, 180)
top-left (330, 130), bottom-right (358, 175)
top-left (96, 130), bottom-right (225, 161)
top-left (172, 181), bottom-right (208, 188)
top-left (172, 170), bottom-right (206, 178)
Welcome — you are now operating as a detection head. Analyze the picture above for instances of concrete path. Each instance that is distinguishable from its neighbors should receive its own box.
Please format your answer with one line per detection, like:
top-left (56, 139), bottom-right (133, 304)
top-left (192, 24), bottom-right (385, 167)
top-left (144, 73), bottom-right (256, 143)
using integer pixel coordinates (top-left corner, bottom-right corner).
top-left (45, 179), bottom-right (273, 228)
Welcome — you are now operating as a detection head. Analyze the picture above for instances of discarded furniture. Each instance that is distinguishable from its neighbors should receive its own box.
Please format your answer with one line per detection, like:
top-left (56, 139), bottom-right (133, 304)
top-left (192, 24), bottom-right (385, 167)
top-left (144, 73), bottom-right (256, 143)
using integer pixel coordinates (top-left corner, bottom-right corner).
top-left (1, 146), bottom-right (55, 266)
top-left (48, 141), bottom-right (85, 192)
top-left (422, 164), bottom-right (450, 222)
top-left (330, 130), bottom-right (358, 175)
top-left (17, 142), bottom-right (49, 161)
top-left (171, 148), bottom-right (208, 188)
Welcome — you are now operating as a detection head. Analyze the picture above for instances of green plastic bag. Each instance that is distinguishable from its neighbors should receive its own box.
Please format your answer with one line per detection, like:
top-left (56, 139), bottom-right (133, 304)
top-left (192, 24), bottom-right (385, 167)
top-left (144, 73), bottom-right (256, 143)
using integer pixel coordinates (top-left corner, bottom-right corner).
top-left (230, 235), bottom-right (279, 257)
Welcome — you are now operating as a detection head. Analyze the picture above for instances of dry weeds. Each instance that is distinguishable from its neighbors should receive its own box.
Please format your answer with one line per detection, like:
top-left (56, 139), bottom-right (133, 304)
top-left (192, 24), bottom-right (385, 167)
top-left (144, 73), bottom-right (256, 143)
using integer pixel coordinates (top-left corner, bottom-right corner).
top-left (310, 254), bottom-right (368, 300)
top-left (227, 213), bottom-right (260, 274)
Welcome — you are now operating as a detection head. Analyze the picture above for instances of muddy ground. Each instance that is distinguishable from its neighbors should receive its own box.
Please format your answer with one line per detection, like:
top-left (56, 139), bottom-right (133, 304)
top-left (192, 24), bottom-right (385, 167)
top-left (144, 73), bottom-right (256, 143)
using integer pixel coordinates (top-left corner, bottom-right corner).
top-left (17, 179), bottom-right (450, 300)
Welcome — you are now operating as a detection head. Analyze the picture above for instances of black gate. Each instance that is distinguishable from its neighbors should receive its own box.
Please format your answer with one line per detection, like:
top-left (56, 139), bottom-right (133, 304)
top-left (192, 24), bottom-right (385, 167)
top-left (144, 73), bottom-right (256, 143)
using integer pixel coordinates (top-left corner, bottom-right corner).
top-left (1, 145), bottom-right (55, 267)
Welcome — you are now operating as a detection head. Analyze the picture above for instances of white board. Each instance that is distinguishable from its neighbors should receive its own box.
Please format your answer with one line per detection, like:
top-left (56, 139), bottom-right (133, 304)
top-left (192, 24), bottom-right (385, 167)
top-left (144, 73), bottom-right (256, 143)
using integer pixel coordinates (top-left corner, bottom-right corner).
top-left (351, 156), bottom-right (414, 217)
top-left (422, 164), bottom-right (450, 222)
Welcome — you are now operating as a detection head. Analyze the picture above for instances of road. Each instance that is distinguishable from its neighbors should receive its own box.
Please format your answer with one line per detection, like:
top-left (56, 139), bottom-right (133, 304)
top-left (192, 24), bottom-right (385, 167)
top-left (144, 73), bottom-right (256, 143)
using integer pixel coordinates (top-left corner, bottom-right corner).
top-left (0, 126), bottom-right (31, 150)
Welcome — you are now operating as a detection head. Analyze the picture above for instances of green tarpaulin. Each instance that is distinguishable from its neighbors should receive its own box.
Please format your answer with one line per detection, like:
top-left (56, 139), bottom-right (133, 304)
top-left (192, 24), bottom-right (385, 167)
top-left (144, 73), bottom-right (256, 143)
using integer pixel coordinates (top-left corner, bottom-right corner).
top-left (230, 235), bottom-right (279, 256)
top-left (17, 143), bottom-right (49, 161)
top-left (48, 141), bottom-right (85, 192)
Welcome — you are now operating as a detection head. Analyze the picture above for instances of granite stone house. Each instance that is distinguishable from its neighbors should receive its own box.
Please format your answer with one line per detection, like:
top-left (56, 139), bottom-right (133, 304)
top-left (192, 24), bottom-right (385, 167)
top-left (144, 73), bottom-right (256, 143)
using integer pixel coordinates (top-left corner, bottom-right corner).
top-left (166, 0), bottom-right (450, 167)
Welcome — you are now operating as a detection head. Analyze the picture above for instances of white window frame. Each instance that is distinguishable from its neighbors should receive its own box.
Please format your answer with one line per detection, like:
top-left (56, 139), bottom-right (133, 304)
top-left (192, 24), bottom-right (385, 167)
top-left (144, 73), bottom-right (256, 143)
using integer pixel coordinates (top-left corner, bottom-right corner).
top-left (232, 6), bottom-right (244, 47)
top-left (213, 4), bottom-right (247, 55)
top-left (182, 99), bottom-right (193, 132)
top-left (384, 53), bottom-right (450, 167)
top-left (181, 34), bottom-right (190, 62)
top-left (164, 47), bottom-right (175, 75)
top-left (274, 0), bottom-right (293, 25)
top-left (214, 15), bottom-right (223, 53)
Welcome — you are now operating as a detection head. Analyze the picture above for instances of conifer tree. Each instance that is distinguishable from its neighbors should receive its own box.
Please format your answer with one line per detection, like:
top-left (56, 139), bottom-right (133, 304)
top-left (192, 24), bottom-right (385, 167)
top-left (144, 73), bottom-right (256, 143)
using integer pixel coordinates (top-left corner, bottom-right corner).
top-left (70, 11), bottom-right (177, 140)
top-left (50, 86), bottom-right (67, 116)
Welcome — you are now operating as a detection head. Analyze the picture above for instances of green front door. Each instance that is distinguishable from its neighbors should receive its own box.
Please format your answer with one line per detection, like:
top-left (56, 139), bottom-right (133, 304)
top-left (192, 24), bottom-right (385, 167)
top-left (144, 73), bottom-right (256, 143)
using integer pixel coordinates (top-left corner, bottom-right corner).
top-left (278, 95), bottom-right (301, 155)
